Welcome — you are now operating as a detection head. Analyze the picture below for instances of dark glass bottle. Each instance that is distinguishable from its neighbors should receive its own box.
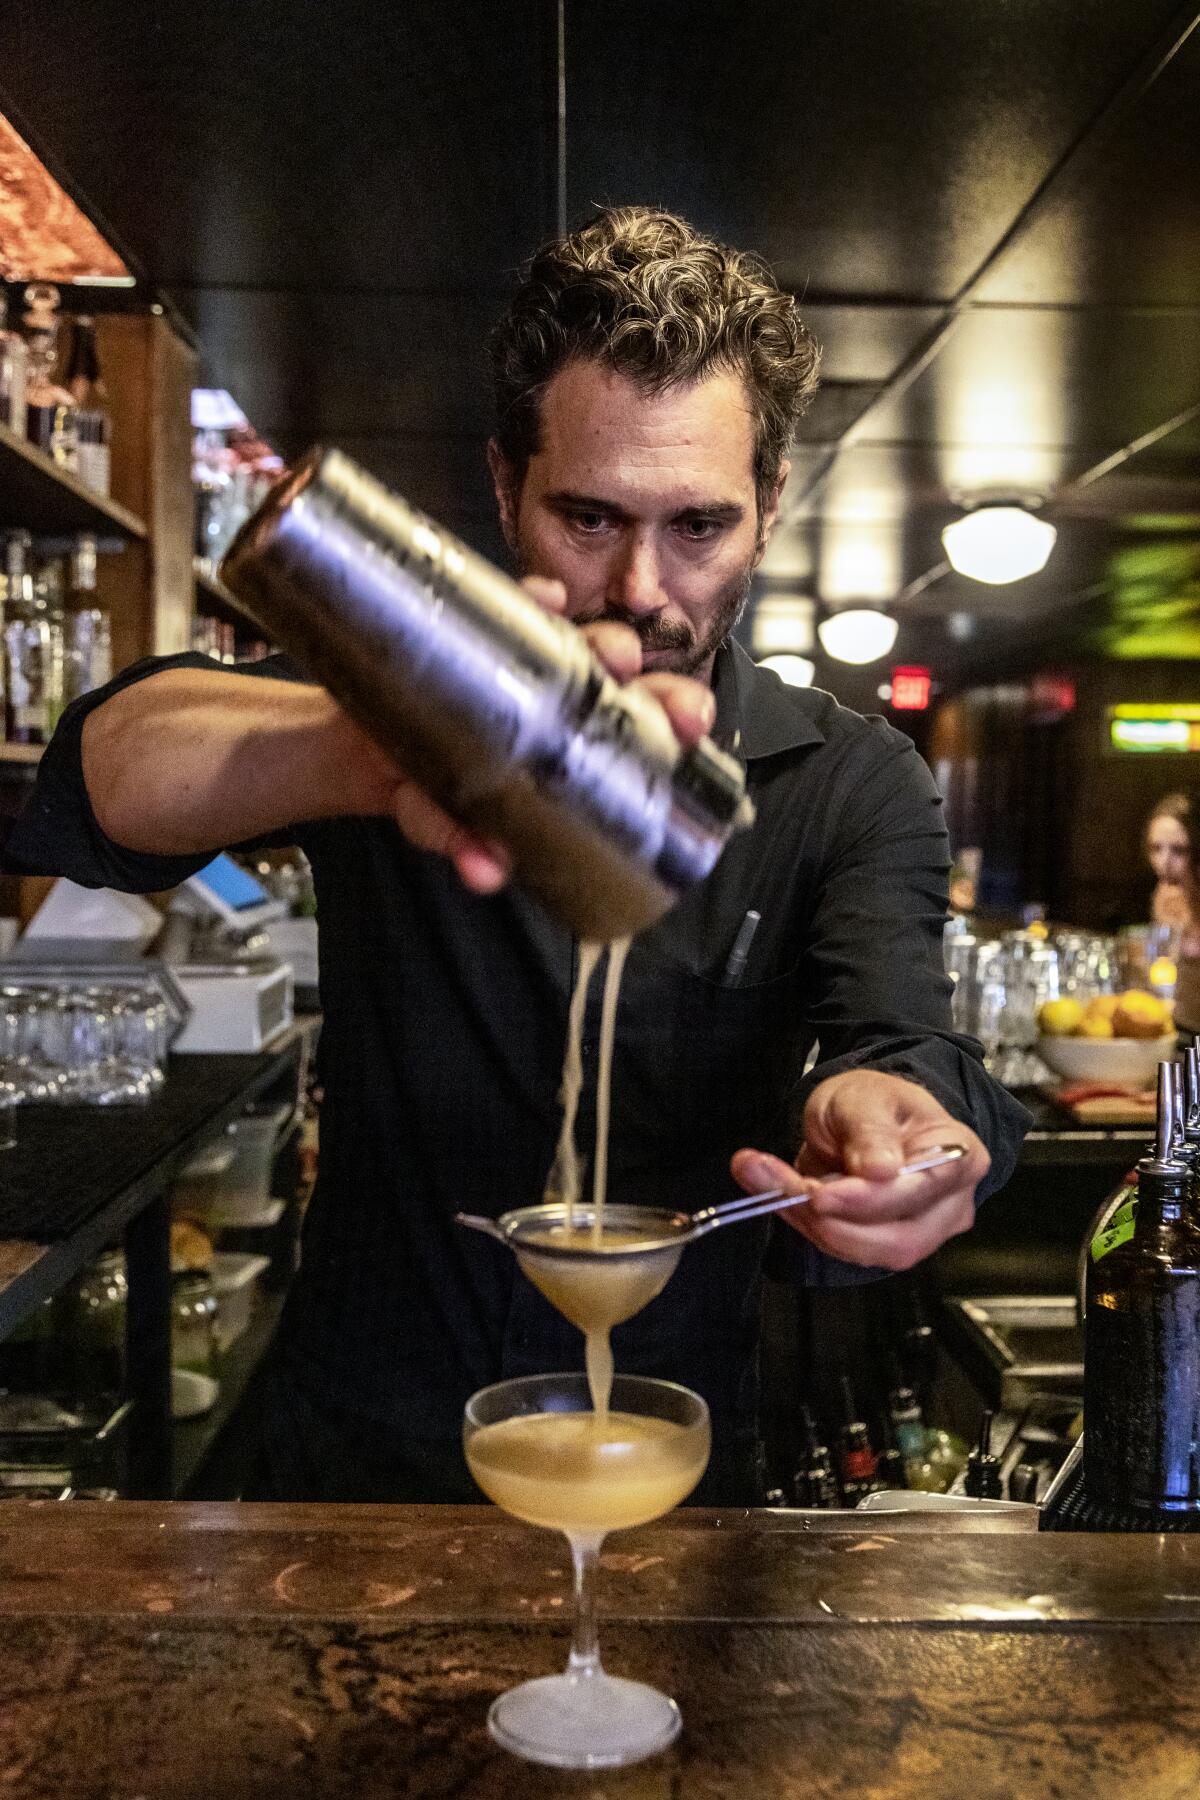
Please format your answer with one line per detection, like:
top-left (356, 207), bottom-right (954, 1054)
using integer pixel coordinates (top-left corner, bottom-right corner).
top-left (836, 1376), bottom-right (882, 1507)
top-left (65, 316), bottom-right (111, 496)
top-left (22, 283), bottom-right (78, 468)
top-left (964, 1409), bottom-right (1003, 1500)
top-left (876, 1415), bottom-right (908, 1491)
top-left (1084, 1062), bottom-right (1200, 1513)
top-left (791, 1402), bottom-right (839, 1509)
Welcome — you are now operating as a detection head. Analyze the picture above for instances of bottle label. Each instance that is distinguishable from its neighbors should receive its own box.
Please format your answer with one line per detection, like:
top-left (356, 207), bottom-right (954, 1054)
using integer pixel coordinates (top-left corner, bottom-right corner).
top-left (893, 1419), bottom-right (926, 1458)
top-left (1092, 1197), bottom-right (1137, 1261)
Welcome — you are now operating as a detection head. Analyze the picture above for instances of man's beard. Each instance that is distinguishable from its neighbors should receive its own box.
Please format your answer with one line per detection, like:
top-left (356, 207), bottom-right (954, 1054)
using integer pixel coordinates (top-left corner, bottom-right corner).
top-left (516, 553), bottom-right (755, 678)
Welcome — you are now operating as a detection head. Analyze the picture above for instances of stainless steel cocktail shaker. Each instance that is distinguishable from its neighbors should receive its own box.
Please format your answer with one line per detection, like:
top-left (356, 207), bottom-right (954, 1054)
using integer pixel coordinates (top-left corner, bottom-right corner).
top-left (220, 448), bottom-right (754, 939)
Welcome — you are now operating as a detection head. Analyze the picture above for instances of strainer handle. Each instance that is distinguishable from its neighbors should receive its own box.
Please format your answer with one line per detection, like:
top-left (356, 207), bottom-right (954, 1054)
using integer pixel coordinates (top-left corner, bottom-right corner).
top-left (454, 1212), bottom-right (507, 1243)
top-left (690, 1144), bottom-right (968, 1238)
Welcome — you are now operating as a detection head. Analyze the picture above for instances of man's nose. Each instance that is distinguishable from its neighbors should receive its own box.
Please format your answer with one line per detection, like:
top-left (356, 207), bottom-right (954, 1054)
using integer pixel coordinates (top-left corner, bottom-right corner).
top-left (607, 535), bottom-right (665, 618)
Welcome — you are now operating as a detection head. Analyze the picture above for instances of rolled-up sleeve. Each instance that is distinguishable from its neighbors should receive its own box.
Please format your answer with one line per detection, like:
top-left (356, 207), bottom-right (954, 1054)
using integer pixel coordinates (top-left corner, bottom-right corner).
top-left (1, 652), bottom-right (306, 893)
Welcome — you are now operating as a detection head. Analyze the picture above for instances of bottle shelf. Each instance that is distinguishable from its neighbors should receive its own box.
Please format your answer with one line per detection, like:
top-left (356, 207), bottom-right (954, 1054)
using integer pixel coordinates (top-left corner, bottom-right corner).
top-left (0, 418), bottom-right (146, 540)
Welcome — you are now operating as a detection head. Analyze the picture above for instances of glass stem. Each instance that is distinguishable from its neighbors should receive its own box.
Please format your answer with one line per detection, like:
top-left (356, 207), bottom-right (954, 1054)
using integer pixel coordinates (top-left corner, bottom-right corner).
top-left (566, 1532), bottom-right (604, 1678)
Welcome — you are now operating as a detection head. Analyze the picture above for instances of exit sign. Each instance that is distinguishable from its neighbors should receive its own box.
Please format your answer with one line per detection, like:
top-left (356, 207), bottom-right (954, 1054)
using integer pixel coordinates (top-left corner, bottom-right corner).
top-left (891, 666), bottom-right (932, 711)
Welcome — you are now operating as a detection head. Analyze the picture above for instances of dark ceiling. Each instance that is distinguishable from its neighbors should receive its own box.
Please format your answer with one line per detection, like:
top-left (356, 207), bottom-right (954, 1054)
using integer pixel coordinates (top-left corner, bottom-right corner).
top-left (1, 0), bottom-right (1199, 685)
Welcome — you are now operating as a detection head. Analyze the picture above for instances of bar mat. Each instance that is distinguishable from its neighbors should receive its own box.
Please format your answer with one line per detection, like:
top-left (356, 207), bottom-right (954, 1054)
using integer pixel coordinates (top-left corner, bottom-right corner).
top-left (1041, 1457), bottom-right (1200, 1532)
top-left (0, 1048), bottom-right (295, 1242)
top-left (1049, 1082), bottom-right (1157, 1126)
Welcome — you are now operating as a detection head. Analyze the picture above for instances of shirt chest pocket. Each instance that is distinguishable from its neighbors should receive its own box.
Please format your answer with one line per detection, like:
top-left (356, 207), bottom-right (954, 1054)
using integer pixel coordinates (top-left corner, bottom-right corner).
top-left (613, 942), bottom-right (807, 1163)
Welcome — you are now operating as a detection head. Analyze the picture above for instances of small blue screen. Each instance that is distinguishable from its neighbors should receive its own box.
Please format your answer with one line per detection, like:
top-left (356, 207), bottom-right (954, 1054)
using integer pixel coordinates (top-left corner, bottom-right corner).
top-left (195, 854), bottom-right (271, 912)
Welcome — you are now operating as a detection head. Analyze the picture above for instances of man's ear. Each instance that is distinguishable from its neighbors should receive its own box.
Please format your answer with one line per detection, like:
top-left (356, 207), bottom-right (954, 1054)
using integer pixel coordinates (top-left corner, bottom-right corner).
top-left (754, 459), bottom-right (790, 565)
top-left (487, 439), bottom-right (521, 554)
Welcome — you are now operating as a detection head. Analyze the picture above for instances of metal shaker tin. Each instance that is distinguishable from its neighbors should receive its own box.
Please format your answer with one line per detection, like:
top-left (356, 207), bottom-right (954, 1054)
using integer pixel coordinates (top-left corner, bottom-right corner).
top-left (220, 447), bottom-right (754, 939)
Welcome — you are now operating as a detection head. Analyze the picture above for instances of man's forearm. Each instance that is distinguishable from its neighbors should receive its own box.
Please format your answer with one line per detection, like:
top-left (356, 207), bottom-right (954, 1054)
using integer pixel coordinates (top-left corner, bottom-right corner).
top-left (82, 669), bottom-right (395, 856)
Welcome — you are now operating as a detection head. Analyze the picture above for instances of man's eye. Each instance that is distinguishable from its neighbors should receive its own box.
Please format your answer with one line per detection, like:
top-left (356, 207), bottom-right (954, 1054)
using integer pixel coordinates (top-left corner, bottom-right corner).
top-left (678, 517), bottom-right (721, 541)
top-left (568, 511), bottom-right (610, 534)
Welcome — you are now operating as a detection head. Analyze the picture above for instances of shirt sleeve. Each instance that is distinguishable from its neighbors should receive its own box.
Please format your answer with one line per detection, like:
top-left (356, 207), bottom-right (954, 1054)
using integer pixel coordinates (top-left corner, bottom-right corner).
top-left (780, 725), bottom-right (1029, 1286)
top-left (0, 651), bottom-right (312, 893)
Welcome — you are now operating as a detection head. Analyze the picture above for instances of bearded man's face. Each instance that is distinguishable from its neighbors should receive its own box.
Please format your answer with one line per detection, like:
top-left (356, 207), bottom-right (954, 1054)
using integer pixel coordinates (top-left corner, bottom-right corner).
top-left (490, 358), bottom-right (785, 681)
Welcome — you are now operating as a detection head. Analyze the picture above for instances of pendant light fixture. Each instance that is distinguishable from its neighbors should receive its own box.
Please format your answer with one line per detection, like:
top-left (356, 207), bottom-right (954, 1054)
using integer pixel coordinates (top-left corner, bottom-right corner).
top-left (758, 653), bottom-right (816, 688)
top-left (817, 608), bottom-right (899, 666)
top-left (941, 502), bottom-right (1057, 585)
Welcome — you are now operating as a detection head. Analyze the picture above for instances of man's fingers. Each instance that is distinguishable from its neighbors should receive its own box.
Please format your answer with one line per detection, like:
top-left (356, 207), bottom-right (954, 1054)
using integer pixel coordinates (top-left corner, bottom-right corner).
top-left (788, 1188), bottom-right (978, 1272)
top-left (803, 1165), bottom-right (978, 1227)
top-left (639, 672), bottom-right (716, 746)
top-left (390, 781), bottom-right (512, 892)
top-left (732, 1148), bottom-right (812, 1194)
top-left (826, 1088), bottom-right (911, 1179)
top-left (521, 576), bottom-right (568, 613)
top-left (581, 619), bottom-right (643, 683)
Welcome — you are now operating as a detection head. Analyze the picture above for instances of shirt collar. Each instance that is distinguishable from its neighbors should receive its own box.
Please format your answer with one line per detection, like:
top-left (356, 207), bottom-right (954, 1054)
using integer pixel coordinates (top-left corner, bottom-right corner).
top-left (712, 638), bottom-right (826, 763)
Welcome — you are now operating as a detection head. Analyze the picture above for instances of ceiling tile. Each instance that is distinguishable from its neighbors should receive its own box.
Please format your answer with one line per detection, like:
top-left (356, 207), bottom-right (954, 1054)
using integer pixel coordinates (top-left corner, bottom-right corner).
top-left (567, 0), bottom-right (1188, 300)
top-left (975, 30), bottom-right (1200, 306)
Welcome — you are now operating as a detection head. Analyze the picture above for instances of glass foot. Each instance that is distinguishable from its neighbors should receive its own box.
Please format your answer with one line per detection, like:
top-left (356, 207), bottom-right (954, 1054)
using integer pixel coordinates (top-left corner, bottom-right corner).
top-left (488, 1668), bottom-right (681, 1769)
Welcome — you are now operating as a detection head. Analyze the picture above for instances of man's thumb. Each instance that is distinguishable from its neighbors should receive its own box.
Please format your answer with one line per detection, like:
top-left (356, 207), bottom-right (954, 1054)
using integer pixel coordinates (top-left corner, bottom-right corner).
top-left (838, 1105), bottom-right (905, 1179)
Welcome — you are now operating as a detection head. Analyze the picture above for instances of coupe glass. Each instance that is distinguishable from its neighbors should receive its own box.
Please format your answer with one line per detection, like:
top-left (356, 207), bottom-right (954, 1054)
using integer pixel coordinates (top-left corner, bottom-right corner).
top-left (464, 1371), bottom-right (710, 1769)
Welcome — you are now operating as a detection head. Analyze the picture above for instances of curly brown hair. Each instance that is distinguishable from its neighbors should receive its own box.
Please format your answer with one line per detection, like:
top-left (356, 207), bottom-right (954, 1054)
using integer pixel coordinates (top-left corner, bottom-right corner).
top-left (487, 206), bottom-right (821, 517)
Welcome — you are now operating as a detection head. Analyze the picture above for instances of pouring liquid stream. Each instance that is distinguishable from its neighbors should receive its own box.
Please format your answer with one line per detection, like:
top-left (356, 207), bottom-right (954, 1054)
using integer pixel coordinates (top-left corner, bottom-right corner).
top-left (541, 936), bottom-right (633, 1423)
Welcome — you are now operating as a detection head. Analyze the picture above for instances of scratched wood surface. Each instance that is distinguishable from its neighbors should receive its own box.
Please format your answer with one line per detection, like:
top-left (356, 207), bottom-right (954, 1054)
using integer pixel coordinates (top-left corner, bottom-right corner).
top-left (1, 1504), bottom-right (1198, 1797)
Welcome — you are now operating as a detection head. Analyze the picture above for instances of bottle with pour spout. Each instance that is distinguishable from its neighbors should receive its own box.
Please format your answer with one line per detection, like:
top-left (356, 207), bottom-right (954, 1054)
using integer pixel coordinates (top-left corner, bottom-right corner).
top-left (1084, 1061), bottom-right (1200, 1513)
top-left (218, 448), bottom-right (755, 940)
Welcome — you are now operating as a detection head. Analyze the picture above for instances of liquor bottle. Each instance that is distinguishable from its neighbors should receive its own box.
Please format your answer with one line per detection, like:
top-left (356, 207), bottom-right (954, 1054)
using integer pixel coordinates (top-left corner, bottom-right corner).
top-left (1084, 1061), bottom-right (1200, 1512)
top-left (875, 1414), bottom-right (908, 1491)
top-left (63, 536), bottom-right (112, 703)
top-left (22, 284), bottom-right (79, 468)
top-left (836, 1376), bottom-right (883, 1506)
top-left (65, 316), bottom-right (111, 496)
top-left (963, 1408), bottom-right (1003, 1500)
top-left (791, 1402), bottom-right (839, 1509)
top-left (884, 1369), bottom-right (939, 1490)
top-left (2, 531), bottom-right (54, 744)
top-left (32, 552), bottom-right (66, 735)
top-left (0, 288), bottom-right (27, 434)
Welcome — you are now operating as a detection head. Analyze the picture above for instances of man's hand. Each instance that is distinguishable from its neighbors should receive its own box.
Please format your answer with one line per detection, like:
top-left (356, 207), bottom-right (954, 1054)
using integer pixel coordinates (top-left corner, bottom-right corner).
top-left (729, 1068), bottom-right (990, 1272)
top-left (376, 575), bottom-right (716, 895)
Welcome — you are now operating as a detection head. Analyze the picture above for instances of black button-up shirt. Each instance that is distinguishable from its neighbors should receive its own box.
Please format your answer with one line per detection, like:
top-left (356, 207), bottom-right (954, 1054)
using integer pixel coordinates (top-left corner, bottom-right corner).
top-left (4, 640), bottom-right (1028, 1501)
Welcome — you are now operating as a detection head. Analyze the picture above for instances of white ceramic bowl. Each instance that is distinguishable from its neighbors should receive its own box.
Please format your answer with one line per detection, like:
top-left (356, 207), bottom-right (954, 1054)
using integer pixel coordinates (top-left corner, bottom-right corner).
top-left (1037, 1032), bottom-right (1177, 1087)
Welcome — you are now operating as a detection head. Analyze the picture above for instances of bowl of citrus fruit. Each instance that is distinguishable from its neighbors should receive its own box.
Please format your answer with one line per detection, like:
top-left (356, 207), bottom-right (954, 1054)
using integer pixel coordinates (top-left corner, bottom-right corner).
top-left (1036, 990), bottom-right (1175, 1085)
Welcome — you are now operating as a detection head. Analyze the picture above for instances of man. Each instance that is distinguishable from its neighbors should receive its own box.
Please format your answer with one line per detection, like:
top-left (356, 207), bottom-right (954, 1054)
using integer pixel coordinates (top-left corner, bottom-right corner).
top-left (3, 207), bottom-right (1027, 1502)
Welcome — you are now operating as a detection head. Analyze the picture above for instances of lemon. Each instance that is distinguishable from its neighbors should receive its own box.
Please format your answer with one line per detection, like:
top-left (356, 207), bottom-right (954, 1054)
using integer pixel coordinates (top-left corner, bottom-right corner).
top-left (1039, 998), bottom-right (1085, 1037)
top-left (1075, 1013), bottom-right (1115, 1039)
top-left (1085, 994), bottom-right (1120, 1023)
top-left (1112, 990), bottom-right (1171, 1040)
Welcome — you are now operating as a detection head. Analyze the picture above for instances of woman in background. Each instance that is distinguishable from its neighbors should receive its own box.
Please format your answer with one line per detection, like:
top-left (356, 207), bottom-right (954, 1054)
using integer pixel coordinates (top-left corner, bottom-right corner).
top-left (1145, 792), bottom-right (1200, 1042)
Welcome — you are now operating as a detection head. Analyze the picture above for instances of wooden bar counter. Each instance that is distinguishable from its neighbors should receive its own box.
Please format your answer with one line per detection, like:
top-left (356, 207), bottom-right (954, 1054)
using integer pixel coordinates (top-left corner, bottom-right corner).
top-left (1, 1502), bottom-right (1198, 1796)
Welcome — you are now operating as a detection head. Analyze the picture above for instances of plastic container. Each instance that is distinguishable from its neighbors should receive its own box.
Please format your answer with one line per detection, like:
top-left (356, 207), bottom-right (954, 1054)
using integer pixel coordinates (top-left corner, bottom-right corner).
top-left (210, 1251), bottom-right (270, 1350)
top-left (171, 1101), bottom-right (293, 1225)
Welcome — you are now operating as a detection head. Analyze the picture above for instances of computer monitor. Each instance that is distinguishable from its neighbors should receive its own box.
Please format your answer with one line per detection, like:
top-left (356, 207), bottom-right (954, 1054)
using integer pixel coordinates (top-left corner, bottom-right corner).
top-left (183, 854), bottom-right (285, 934)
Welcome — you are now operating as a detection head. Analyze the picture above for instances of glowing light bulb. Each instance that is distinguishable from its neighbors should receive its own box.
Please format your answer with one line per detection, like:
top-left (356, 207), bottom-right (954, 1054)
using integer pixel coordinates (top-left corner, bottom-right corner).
top-left (817, 609), bottom-right (899, 665)
top-left (942, 505), bottom-right (1057, 585)
top-left (758, 653), bottom-right (815, 688)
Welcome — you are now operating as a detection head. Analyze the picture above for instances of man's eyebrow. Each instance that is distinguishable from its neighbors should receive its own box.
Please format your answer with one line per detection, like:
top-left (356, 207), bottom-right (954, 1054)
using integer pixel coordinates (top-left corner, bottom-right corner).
top-left (546, 490), bottom-right (632, 518)
top-left (546, 490), bottom-right (745, 522)
top-left (673, 501), bottom-right (744, 522)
